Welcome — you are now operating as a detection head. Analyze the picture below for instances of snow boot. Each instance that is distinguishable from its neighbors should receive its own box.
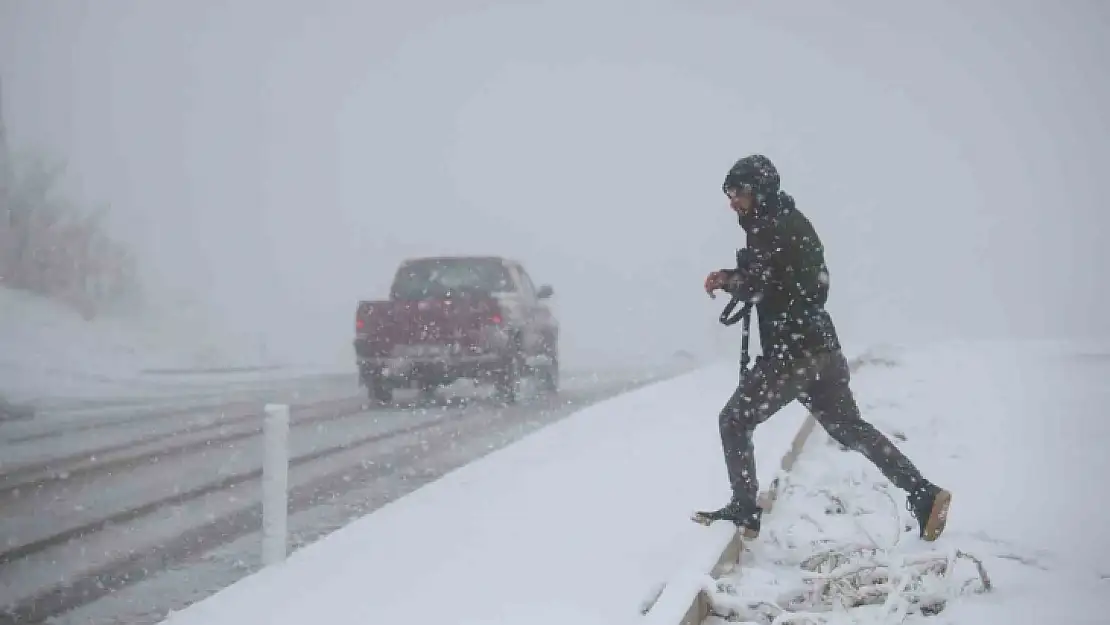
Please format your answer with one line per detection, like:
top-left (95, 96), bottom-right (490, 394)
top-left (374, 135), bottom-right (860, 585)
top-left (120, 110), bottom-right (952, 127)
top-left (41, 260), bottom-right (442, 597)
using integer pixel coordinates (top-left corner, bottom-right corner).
top-left (907, 483), bottom-right (952, 541)
top-left (692, 500), bottom-right (763, 538)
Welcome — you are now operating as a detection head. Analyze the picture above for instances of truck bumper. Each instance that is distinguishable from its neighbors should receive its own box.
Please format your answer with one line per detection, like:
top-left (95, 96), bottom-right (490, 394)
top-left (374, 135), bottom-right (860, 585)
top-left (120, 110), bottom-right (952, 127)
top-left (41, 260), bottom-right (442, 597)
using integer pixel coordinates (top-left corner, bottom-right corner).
top-left (357, 353), bottom-right (503, 386)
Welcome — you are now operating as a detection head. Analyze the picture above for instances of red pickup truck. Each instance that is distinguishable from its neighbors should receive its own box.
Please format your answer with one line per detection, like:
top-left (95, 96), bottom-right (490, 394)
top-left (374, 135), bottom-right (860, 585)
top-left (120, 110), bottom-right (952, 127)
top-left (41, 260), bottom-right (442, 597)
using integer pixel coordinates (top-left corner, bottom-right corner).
top-left (353, 255), bottom-right (559, 404)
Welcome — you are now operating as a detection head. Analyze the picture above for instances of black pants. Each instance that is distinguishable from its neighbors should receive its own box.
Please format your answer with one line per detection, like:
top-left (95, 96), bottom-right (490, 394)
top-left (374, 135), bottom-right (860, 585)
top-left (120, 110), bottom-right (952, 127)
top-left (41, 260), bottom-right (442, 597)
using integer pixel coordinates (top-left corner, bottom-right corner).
top-left (719, 349), bottom-right (925, 507)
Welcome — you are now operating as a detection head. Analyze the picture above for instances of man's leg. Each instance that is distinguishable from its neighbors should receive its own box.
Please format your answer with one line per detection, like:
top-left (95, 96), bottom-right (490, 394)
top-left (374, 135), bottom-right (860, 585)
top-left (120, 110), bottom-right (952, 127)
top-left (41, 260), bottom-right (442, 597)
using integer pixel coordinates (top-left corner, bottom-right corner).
top-left (717, 355), bottom-right (815, 509)
top-left (800, 351), bottom-right (924, 491)
top-left (802, 350), bottom-right (952, 541)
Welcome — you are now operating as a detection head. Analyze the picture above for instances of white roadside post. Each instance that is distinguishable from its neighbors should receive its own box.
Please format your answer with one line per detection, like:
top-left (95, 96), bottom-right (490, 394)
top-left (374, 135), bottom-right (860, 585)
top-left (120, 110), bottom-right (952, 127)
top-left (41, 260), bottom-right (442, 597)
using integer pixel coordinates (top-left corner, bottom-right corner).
top-left (262, 403), bottom-right (290, 566)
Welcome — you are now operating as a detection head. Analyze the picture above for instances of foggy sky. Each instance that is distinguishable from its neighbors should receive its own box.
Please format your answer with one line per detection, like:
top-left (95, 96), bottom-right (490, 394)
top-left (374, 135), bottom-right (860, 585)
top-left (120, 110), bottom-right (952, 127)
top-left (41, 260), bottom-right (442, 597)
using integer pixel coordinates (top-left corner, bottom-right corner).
top-left (1, 0), bottom-right (1106, 368)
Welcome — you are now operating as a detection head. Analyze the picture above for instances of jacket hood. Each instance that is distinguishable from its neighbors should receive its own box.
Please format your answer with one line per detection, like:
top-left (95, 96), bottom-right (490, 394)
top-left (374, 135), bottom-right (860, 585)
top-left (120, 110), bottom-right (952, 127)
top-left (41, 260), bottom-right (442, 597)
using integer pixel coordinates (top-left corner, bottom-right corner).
top-left (724, 154), bottom-right (790, 231)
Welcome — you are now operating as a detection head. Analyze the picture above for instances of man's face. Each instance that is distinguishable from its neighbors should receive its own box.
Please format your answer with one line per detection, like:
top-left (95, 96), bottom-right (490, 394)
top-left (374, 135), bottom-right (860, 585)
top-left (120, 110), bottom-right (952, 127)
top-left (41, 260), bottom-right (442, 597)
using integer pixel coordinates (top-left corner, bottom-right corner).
top-left (726, 187), bottom-right (755, 216)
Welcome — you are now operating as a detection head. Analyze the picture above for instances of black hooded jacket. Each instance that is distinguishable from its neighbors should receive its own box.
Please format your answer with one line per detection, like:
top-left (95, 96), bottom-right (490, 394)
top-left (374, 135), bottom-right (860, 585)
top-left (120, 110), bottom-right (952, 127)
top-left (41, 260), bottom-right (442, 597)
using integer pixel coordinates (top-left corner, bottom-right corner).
top-left (722, 187), bottom-right (841, 359)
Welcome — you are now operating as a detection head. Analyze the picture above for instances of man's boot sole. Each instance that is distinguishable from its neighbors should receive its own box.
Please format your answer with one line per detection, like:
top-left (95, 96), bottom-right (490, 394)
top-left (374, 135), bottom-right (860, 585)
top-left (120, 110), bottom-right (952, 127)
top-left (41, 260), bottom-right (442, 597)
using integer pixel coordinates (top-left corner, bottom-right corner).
top-left (923, 489), bottom-right (952, 541)
top-left (690, 512), bottom-right (760, 539)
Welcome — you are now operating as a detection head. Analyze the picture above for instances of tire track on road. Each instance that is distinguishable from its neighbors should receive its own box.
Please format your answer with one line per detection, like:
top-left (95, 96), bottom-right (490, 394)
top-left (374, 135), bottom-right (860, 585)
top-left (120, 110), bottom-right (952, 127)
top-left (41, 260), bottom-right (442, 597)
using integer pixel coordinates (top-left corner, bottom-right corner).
top-left (0, 403), bottom-right (456, 567)
top-left (0, 397), bottom-right (370, 497)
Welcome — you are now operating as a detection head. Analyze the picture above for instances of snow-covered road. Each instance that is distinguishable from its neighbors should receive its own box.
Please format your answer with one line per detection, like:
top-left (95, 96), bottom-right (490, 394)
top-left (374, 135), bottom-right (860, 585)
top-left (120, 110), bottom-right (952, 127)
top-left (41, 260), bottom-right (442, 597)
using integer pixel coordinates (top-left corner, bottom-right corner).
top-left (0, 365), bottom-right (686, 625)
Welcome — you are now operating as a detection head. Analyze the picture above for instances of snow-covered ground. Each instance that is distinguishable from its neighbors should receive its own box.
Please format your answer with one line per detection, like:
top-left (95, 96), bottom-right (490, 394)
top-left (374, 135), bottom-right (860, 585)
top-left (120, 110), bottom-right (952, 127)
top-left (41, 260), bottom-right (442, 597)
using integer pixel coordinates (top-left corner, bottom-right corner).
top-left (157, 357), bottom-right (817, 625)
top-left (144, 339), bottom-right (1108, 625)
top-left (0, 286), bottom-right (351, 407)
top-left (707, 340), bottom-right (1110, 624)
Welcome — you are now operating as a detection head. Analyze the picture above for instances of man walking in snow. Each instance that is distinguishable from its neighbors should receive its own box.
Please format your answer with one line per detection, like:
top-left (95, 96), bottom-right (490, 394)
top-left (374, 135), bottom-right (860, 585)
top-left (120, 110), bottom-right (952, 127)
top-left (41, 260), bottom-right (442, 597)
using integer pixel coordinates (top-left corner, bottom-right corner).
top-left (698, 154), bottom-right (951, 542)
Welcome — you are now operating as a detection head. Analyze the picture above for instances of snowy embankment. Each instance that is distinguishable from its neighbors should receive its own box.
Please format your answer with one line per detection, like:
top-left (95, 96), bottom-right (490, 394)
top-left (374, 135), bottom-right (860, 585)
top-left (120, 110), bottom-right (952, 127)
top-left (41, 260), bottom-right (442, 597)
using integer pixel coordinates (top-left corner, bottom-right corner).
top-left (156, 339), bottom-right (1110, 625)
top-left (703, 341), bottom-right (1110, 624)
top-left (0, 287), bottom-right (351, 407)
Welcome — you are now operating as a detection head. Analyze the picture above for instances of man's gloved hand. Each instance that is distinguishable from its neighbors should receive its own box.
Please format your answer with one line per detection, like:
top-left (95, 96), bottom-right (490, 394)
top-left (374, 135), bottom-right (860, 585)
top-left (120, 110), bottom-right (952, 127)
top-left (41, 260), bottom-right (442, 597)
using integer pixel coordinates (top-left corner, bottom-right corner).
top-left (704, 270), bottom-right (734, 299)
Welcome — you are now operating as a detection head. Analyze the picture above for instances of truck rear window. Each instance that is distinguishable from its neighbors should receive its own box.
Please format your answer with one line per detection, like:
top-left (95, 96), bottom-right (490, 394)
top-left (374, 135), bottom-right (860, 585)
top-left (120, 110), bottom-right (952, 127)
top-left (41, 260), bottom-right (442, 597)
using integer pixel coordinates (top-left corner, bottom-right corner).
top-left (391, 259), bottom-right (514, 300)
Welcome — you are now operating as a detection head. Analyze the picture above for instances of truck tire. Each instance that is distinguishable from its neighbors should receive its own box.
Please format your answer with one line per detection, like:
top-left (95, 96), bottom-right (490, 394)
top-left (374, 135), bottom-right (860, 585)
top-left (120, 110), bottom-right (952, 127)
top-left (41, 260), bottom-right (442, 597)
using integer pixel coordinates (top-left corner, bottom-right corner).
top-left (417, 379), bottom-right (438, 402)
top-left (495, 345), bottom-right (524, 404)
top-left (368, 375), bottom-right (393, 405)
top-left (539, 351), bottom-right (559, 394)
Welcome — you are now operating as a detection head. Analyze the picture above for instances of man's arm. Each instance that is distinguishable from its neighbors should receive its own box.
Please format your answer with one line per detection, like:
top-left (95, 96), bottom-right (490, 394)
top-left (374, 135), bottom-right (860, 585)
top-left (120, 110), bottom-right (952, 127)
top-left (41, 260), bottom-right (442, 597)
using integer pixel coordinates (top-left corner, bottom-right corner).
top-left (719, 247), bottom-right (770, 303)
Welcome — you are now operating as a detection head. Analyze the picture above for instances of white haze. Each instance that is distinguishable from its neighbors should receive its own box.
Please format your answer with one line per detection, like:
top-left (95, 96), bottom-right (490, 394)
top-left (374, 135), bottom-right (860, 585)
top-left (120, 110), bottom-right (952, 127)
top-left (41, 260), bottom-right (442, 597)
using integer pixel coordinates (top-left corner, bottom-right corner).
top-left (1, 0), bottom-right (1106, 370)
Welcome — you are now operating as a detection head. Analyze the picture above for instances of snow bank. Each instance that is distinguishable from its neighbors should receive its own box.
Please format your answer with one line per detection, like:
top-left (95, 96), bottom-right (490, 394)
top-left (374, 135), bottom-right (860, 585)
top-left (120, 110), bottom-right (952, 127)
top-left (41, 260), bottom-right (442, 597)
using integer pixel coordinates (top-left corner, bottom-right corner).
top-left (705, 340), bottom-right (1110, 624)
top-left (158, 360), bottom-right (814, 625)
top-left (0, 287), bottom-right (350, 404)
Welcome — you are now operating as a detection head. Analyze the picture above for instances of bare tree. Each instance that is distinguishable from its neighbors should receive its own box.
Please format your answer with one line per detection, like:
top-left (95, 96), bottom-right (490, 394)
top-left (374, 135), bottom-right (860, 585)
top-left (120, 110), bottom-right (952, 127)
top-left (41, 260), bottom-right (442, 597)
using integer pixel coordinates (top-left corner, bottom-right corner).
top-left (0, 77), bottom-right (140, 316)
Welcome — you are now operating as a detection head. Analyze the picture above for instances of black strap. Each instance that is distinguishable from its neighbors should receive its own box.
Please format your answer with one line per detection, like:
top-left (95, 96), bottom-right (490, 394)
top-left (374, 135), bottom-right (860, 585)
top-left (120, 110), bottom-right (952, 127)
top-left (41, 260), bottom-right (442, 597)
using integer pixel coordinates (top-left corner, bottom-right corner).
top-left (718, 294), bottom-right (752, 327)
top-left (719, 294), bottom-right (754, 380)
